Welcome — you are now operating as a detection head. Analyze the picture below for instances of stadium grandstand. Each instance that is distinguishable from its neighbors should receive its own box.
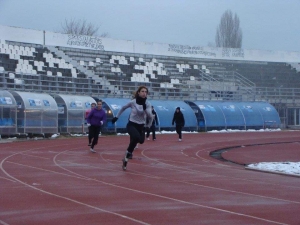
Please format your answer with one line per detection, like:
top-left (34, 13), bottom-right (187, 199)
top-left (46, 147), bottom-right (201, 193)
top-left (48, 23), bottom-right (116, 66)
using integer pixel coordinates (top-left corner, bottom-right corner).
top-left (0, 24), bottom-right (300, 136)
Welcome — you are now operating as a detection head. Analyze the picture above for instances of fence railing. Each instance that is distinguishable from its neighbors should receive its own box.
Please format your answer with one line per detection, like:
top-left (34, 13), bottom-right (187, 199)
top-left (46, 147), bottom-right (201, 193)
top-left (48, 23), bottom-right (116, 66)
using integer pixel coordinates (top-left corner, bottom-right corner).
top-left (1, 71), bottom-right (300, 105)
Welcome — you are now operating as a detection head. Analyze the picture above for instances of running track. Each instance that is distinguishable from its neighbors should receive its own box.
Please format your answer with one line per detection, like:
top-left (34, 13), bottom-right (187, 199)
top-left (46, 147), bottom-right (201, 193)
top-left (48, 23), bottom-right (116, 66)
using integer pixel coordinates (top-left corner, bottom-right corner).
top-left (0, 131), bottom-right (300, 225)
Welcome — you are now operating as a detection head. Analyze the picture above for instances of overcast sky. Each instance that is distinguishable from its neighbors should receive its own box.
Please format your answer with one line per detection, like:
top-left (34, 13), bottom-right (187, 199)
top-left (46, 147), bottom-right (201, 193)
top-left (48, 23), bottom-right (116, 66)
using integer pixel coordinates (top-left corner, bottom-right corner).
top-left (0, 0), bottom-right (300, 52)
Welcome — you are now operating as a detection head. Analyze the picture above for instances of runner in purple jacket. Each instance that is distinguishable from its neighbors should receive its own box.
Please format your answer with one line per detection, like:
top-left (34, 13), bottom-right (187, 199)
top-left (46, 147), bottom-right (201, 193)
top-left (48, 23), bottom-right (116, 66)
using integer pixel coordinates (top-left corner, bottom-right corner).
top-left (86, 100), bottom-right (107, 153)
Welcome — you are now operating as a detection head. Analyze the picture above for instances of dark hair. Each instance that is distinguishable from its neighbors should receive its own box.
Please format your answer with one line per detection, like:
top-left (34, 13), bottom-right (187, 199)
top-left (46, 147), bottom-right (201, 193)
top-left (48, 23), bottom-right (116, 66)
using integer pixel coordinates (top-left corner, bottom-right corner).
top-left (91, 102), bottom-right (96, 106)
top-left (134, 86), bottom-right (149, 98)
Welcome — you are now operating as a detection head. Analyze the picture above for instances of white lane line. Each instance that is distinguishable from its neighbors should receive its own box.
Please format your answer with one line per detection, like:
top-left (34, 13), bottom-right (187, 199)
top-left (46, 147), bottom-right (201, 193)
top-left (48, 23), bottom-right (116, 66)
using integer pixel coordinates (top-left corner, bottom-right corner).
top-left (140, 144), bottom-right (300, 189)
top-left (96, 157), bottom-right (300, 205)
top-left (51, 158), bottom-right (288, 224)
top-left (0, 219), bottom-right (9, 225)
top-left (0, 175), bottom-right (16, 182)
top-left (1, 139), bottom-right (293, 225)
top-left (1, 148), bottom-right (150, 225)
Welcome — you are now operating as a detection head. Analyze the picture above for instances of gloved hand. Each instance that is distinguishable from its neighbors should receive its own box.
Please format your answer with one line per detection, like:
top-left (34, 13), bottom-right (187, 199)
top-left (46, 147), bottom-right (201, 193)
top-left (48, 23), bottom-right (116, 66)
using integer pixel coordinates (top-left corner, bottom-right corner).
top-left (143, 104), bottom-right (146, 110)
top-left (112, 117), bottom-right (118, 124)
top-left (87, 123), bottom-right (91, 127)
top-left (100, 121), bottom-right (103, 125)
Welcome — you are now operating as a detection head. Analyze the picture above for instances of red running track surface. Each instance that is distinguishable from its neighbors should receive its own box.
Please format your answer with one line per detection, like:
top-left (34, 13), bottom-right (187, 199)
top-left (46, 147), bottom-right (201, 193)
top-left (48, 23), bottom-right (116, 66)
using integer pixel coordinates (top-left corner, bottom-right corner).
top-left (0, 131), bottom-right (300, 225)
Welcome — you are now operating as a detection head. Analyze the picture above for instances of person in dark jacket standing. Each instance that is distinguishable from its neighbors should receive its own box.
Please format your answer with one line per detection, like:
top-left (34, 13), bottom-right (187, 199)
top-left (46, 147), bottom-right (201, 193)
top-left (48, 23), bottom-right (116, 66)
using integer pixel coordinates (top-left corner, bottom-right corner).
top-left (146, 106), bottom-right (159, 141)
top-left (112, 86), bottom-right (153, 171)
top-left (172, 107), bottom-right (185, 141)
top-left (86, 100), bottom-right (107, 153)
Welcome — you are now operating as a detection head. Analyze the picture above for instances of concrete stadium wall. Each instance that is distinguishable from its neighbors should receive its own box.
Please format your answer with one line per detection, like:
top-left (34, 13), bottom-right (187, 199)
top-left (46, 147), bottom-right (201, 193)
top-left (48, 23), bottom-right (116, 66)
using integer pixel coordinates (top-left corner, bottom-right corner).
top-left (1, 25), bottom-right (299, 63)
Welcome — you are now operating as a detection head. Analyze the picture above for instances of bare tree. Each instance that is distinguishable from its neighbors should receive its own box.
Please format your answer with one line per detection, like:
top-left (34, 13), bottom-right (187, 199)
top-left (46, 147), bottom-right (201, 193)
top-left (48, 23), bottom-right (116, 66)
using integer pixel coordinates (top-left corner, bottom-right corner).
top-left (60, 18), bottom-right (109, 37)
top-left (215, 10), bottom-right (242, 48)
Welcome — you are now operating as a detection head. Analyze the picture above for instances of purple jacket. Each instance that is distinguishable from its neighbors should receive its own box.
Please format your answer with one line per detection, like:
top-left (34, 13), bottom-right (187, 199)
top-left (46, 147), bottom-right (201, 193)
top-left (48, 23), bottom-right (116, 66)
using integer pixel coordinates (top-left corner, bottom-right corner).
top-left (86, 108), bottom-right (107, 126)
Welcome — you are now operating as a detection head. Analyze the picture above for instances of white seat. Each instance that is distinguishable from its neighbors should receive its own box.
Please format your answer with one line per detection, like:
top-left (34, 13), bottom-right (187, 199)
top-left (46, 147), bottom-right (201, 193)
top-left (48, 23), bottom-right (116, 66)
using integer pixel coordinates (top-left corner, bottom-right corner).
top-left (9, 73), bottom-right (15, 79)
top-left (111, 67), bottom-right (116, 72)
top-left (47, 71), bottom-right (52, 76)
top-left (89, 61), bottom-right (94, 67)
top-left (27, 51), bottom-right (33, 57)
top-left (57, 72), bottom-right (62, 77)
top-left (109, 59), bottom-right (114, 64)
top-left (31, 70), bottom-right (37, 75)
top-left (15, 68), bottom-right (21, 73)
top-left (14, 79), bottom-right (24, 85)
top-left (194, 65), bottom-right (198, 69)
top-left (71, 72), bottom-right (77, 78)
top-left (130, 57), bottom-right (134, 61)
top-left (96, 58), bottom-right (101, 63)
top-left (59, 63), bottom-right (66, 68)
top-left (80, 60), bottom-right (85, 66)
top-left (37, 66), bottom-right (43, 71)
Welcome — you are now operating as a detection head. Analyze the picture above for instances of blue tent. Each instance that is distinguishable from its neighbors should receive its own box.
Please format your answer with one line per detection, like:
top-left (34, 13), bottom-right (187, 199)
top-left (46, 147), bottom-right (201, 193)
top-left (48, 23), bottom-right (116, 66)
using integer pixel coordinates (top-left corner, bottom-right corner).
top-left (102, 98), bottom-right (198, 132)
top-left (192, 101), bottom-right (280, 131)
top-left (149, 100), bottom-right (197, 131)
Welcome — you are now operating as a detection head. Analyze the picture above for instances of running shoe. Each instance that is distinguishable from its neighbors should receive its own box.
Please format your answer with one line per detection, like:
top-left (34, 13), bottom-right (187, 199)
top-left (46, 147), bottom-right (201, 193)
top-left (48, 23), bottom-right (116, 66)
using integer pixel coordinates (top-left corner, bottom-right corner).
top-left (122, 158), bottom-right (127, 170)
